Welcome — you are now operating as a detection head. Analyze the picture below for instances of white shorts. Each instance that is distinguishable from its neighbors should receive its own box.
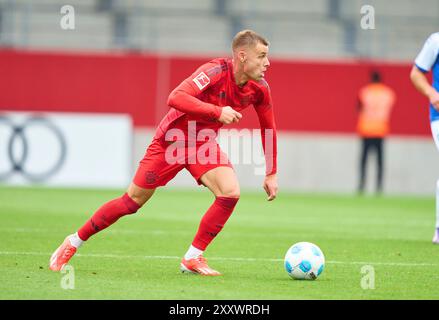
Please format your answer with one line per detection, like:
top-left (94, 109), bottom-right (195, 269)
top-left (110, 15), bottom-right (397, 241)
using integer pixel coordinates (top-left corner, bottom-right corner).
top-left (431, 120), bottom-right (439, 151)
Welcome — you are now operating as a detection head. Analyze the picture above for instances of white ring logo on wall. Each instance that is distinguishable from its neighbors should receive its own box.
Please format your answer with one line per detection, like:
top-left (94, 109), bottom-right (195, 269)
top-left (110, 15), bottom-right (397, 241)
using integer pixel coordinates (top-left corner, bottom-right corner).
top-left (0, 115), bottom-right (67, 182)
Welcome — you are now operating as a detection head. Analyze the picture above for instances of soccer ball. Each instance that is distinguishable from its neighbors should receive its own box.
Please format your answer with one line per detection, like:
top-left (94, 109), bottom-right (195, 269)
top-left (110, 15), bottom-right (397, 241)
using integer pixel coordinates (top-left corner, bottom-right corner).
top-left (284, 242), bottom-right (325, 280)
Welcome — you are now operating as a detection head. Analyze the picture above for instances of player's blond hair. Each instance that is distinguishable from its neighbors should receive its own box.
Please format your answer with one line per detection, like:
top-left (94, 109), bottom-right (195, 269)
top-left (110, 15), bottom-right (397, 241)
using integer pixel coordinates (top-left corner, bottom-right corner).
top-left (232, 29), bottom-right (269, 51)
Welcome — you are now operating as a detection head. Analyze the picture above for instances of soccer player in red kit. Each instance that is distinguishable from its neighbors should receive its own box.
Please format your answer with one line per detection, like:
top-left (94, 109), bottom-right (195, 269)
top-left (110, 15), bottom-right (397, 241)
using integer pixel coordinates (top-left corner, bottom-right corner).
top-left (49, 30), bottom-right (278, 276)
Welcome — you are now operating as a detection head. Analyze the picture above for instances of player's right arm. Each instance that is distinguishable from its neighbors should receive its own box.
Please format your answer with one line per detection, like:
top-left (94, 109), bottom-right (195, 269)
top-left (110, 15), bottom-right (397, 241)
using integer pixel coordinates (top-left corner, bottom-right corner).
top-left (167, 60), bottom-right (241, 123)
top-left (410, 67), bottom-right (439, 110)
top-left (410, 33), bottom-right (439, 110)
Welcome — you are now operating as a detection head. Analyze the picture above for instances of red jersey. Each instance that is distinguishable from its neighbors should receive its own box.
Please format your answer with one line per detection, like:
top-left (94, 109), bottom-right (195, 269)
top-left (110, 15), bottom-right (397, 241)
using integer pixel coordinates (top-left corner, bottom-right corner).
top-left (153, 58), bottom-right (277, 176)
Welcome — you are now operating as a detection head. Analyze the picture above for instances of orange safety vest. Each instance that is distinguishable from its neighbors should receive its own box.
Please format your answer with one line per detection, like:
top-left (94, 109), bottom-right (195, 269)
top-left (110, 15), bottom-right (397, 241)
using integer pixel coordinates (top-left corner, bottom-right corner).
top-left (357, 83), bottom-right (396, 137)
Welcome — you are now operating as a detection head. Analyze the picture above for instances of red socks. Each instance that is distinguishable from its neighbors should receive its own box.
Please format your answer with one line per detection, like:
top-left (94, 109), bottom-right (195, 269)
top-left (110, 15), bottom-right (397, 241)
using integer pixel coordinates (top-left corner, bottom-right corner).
top-left (77, 193), bottom-right (140, 241)
top-left (191, 196), bottom-right (239, 251)
top-left (77, 193), bottom-right (238, 251)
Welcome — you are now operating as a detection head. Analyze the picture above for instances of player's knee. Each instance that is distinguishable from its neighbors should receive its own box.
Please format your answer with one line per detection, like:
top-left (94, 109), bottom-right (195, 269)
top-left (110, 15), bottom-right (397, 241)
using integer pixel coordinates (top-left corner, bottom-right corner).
top-left (122, 193), bottom-right (142, 214)
top-left (218, 187), bottom-right (240, 199)
top-left (126, 183), bottom-right (155, 209)
top-left (128, 195), bottom-right (143, 208)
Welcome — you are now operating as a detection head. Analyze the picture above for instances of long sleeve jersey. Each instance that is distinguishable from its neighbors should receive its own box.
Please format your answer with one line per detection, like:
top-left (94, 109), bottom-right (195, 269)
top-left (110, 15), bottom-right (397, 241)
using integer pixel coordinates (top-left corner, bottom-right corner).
top-left (153, 58), bottom-right (277, 175)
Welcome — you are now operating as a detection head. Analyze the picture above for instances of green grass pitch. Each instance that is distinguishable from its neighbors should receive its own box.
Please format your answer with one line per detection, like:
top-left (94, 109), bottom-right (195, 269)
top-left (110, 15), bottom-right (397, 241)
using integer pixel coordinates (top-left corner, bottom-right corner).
top-left (1, 186), bottom-right (439, 299)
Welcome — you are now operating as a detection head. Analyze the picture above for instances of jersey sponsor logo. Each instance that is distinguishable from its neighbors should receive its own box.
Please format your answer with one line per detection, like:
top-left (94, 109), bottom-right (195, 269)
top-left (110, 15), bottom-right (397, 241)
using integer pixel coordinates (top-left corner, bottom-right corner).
top-left (193, 72), bottom-right (210, 90)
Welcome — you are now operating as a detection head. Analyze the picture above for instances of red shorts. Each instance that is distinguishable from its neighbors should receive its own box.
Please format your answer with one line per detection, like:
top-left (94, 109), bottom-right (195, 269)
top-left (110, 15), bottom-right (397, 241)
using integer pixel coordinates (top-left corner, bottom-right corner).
top-left (133, 139), bottom-right (233, 189)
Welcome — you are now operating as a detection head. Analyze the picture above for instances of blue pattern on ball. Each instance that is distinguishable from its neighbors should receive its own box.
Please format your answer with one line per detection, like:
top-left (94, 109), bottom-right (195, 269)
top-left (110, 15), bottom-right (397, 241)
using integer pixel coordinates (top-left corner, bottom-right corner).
top-left (317, 264), bottom-right (324, 276)
top-left (291, 245), bottom-right (302, 254)
top-left (299, 260), bottom-right (311, 273)
top-left (311, 246), bottom-right (321, 257)
top-left (285, 260), bottom-right (293, 273)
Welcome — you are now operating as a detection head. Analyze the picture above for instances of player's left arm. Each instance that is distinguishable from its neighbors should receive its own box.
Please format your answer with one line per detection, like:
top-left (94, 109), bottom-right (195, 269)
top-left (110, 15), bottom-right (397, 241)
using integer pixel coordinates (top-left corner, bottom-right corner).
top-left (254, 84), bottom-right (278, 201)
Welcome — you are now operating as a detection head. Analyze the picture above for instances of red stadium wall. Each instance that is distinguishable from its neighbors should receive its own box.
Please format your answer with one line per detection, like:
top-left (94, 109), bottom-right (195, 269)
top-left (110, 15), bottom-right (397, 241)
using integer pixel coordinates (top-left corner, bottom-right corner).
top-left (0, 49), bottom-right (431, 136)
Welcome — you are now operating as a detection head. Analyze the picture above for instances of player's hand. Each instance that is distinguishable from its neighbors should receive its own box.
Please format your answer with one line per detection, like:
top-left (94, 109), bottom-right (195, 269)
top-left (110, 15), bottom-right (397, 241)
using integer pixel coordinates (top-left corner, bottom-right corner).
top-left (263, 174), bottom-right (278, 201)
top-left (428, 89), bottom-right (439, 111)
top-left (218, 106), bottom-right (242, 124)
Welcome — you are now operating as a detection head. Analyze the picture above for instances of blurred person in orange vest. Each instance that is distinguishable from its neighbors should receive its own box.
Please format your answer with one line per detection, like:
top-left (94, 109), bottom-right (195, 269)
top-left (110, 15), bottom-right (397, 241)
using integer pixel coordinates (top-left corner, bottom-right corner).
top-left (357, 70), bottom-right (396, 195)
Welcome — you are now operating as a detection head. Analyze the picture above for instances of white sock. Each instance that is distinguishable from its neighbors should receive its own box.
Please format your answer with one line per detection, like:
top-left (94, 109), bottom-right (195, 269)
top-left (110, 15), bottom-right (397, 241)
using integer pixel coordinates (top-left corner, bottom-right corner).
top-left (184, 245), bottom-right (203, 260)
top-left (69, 232), bottom-right (84, 248)
top-left (436, 180), bottom-right (439, 229)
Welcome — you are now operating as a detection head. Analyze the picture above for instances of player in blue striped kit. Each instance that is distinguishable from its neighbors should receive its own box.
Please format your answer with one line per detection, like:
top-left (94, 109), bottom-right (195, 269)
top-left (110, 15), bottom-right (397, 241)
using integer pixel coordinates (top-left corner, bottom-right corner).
top-left (410, 32), bottom-right (439, 244)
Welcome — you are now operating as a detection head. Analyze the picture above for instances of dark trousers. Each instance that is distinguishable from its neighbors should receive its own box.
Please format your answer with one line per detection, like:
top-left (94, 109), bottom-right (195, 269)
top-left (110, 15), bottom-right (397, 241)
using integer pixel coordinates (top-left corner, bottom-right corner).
top-left (358, 137), bottom-right (384, 194)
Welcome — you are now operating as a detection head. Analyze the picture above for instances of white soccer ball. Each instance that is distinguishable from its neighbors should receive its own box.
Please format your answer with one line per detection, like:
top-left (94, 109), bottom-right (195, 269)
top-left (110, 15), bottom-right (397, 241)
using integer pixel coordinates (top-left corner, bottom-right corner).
top-left (284, 242), bottom-right (325, 280)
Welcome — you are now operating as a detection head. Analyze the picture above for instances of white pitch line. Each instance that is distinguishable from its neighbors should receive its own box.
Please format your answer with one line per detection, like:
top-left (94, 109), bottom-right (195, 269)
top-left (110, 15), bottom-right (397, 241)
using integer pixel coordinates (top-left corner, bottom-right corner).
top-left (0, 227), bottom-right (191, 236)
top-left (0, 251), bottom-right (438, 267)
